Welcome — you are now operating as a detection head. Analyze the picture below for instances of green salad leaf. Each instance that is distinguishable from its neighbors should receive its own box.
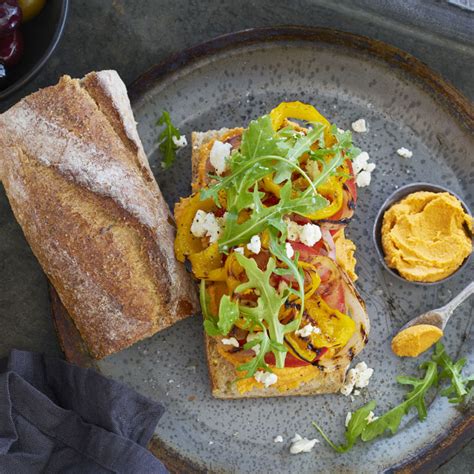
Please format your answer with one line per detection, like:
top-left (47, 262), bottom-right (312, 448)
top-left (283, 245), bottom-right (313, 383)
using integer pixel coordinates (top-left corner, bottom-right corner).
top-left (156, 110), bottom-right (183, 169)
top-left (314, 343), bottom-right (473, 453)
top-left (432, 342), bottom-right (473, 404)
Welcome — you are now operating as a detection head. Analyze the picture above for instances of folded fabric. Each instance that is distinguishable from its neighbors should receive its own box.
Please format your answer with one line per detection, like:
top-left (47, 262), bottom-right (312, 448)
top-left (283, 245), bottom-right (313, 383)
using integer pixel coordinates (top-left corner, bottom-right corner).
top-left (0, 350), bottom-right (168, 473)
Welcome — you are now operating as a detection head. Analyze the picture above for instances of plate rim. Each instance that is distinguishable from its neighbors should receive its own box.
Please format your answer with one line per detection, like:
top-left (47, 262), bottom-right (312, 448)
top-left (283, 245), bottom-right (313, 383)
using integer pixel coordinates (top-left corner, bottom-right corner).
top-left (124, 25), bottom-right (472, 472)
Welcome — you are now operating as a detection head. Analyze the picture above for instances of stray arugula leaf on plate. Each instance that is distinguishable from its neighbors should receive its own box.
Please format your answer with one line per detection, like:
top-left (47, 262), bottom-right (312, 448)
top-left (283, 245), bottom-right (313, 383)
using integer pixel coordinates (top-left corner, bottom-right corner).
top-left (432, 342), bottom-right (473, 404)
top-left (313, 343), bottom-right (472, 453)
top-left (156, 110), bottom-right (183, 169)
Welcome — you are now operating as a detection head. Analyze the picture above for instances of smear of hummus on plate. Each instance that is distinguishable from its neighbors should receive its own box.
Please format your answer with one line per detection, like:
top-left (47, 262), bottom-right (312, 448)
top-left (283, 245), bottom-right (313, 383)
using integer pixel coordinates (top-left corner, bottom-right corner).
top-left (381, 191), bottom-right (472, 282)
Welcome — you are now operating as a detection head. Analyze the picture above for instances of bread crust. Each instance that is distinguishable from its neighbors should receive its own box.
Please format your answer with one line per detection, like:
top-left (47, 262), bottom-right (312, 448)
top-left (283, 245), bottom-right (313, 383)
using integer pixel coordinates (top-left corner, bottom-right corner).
top-left (190, 129), bottom-right (351, 399)
top-left (0, 71), bottom-right (199, 358)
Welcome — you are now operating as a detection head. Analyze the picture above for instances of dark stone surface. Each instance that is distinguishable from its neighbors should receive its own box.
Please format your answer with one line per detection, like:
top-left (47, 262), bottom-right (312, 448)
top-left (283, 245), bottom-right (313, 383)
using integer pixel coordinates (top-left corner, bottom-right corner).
top-left (0, 0), bottom-right (472, 471)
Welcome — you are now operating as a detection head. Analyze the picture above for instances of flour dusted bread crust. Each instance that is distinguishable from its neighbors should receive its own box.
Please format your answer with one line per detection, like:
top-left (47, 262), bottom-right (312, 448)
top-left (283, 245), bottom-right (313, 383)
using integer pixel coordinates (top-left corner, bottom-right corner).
top-left (0, 71), bottom-right (199, 358)
top-left (190, 130), bottom-right (365, 399)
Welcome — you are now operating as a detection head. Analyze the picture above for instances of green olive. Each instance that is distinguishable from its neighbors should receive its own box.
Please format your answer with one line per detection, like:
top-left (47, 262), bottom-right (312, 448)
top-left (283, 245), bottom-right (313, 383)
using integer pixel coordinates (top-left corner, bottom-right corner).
top-left (18, 0), bottom-right (46, 22)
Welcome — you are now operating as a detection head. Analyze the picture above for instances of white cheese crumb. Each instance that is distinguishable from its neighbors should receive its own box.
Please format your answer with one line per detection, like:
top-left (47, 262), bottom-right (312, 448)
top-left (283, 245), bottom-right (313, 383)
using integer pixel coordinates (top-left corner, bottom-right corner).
top-left (355, 170), bottom-right (372, 188)
top-left (190, 210), bottom-right (222, 243)
top-left (345, 412), bottom-right (352, 427)
top-left (172, 135), bottom-right (188, 148)
top-left (233, 247), bottom-right (244, 255)
top-left (397, 147), bottom-right (413, 159)
top-left (285, 220), bottom-right (322, 247)
top-left (274, 435), bottom-right (284, 443)
top-left (365, 411), bottom-right (378, 424)
top-left (352, 151), bottom-right (376, 188)
top-left (254, 370), bottom-right (278, 388)
top-left (247, 332), bottom-right (261, 355)
top-left (341, 361), bottom-right (374, 396)
top-left (286, 220), bottom-right (300, 241)
top-left (299, 223), bottom-right (322, 247)
top-left (209, 441), bottom-right (214, 445)
top-left (351, 118), bottom-right (367, 133)
top-left (285, 242), bottom-right (294, 259)
top-left (352, 151), bottom-right (370, 175)
top-left (289, 433), bottom-right (319, 454)
top-left (353, 389), bottom-right (360, 396)
top-left (295, 323), bottom-right (321, 338)
top-left (210, 140), bottom-right (232, 175)
top-left (337, 127), bottom-right (345, 134)
top-left (247, 235), bottom-right (261, 254)
top-left (221, 337), bottom-right (239, 348)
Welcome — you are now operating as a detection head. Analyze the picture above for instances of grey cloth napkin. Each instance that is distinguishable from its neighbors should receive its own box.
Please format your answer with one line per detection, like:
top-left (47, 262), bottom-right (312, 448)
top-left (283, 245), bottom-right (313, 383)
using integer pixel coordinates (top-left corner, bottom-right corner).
top-left (0, 350), bottom-right (168, 473)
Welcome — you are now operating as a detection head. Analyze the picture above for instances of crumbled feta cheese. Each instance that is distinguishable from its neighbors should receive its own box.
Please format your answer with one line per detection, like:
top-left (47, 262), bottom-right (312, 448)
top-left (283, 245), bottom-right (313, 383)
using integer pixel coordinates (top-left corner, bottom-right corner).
top-left (397, 147), bottom-right (413, 159)
top-left (172, 135), bottom-right (188, 148)
top-left (247, 235), bottom-right (261, 254)
top-left (233, 247), bottom-right (244, 255)
top-left (254, 370), bottom-right (278, 388)
top-left (221, 337), bottom-right (239, 348)
top-left (274, 435), bottom-right (284, 443)
top-left (345, 412), bottom-right (352, 427)
top-left (337, 127), bottom-right (345, 134)
top-left (286, 220), bottom-right (300, 241)
top-left (352, 151), bottom-right (370, 174)
top-left (352, 151), bottom-right (376, 187)
top-left (210, 140), bottom-right (232, 175)
top-left (365, 411), bottom-right (378, 424)
top-left (289, 433), bottom-right (319, 454)
top-left (355, 170), bottom-right (372, 188)
top-left (353, 389), bottom-right (360, 396)
top-left (351, 118), bottom-right (367, 133)
top-left (190, 210), bottom-right (222, 243)
top-left (341, 361), bottom-right (374, 396)
top-left (299, 223), bottom-right (322, 247)
top-left (247, 332), bottom-right (261, 355)
top-left (209, 441), bottom-right (214, 445)
top-left (285, 242), bottom-right (294, 259)
top-left (286, 220), bottom-right (322, 247)
top-left (295, 324), bottom-right (321, 338)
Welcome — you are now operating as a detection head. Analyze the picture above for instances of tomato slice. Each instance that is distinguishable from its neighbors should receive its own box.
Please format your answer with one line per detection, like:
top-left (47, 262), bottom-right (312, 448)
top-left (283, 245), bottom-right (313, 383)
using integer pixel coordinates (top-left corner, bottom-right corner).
top-left (290, 241), bottom-right (325, 261)
top-left (265, 351), bottom-right (310, 367)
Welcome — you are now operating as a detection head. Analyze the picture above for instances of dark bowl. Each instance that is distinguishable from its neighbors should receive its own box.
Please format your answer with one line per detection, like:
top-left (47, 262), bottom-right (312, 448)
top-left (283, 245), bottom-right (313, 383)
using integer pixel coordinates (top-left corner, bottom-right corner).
top-left (0, 0), bottom-right (69, 100)
top-left (373, 182), bottom-right (473, 286)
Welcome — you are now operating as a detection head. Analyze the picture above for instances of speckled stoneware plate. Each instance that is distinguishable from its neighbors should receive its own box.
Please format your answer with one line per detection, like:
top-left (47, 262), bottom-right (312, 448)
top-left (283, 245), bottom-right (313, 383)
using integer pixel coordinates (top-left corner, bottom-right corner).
top-left (61, 28), bottom-right (474, 472)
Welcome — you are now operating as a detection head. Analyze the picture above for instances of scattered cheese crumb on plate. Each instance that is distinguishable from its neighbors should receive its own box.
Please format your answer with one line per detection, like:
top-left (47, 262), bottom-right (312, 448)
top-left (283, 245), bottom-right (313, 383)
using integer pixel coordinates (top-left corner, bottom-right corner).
top-left (289, 433), bottom-right (319, 454)
top-left (351, 118), bottom-right (367, 133)
top-left (397, 147), bottom-right (413, 159)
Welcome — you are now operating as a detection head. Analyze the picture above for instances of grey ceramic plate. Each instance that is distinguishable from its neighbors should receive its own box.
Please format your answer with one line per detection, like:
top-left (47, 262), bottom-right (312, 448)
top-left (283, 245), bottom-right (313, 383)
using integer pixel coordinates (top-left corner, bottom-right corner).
top-left (97, 28), bottom-right (473, 472)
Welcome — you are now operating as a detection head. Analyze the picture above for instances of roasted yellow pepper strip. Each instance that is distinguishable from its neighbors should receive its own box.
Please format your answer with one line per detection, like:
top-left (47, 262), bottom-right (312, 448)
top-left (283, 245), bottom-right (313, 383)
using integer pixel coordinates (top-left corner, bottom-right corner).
top-left (306, 176), bottom-right (344, 220)
top-left (188, 243), bottom-right (222, 279)
top-left (269, 101), bottom-right (334, 145)
top-left (174, 193), bottom-right (216, 262)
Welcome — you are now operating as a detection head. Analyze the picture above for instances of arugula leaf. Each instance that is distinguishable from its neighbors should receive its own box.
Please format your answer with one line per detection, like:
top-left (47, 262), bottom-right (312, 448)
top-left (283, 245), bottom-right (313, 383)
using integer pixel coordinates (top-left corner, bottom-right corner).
top-left (313, 401), bottom-right (377, 453)
top-left (362, 361), bottom-right (438, 441)
top-left (216, 295), bottom-right (240, 335)
top-left (218, 180), bottom-right (327, 250)
top-left (156, 111), bottom-right (182, 169)
top-left (200, 280), bottom-right (222, 336)
top-left (240, 115), bottom-right (282, 160)
top-left (234, 254), bottom-right (291, 371)
top-left (432, 342), bottom-right (473, 404)
top-left (314, 360), bottom-right (438, 451)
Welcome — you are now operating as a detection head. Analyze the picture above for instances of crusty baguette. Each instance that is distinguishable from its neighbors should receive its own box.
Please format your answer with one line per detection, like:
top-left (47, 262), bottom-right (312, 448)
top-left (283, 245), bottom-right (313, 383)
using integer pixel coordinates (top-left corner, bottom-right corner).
top-left (191, 129), bottom-right (350, 398)
top-left (0, 71), bottom-right (199, 359)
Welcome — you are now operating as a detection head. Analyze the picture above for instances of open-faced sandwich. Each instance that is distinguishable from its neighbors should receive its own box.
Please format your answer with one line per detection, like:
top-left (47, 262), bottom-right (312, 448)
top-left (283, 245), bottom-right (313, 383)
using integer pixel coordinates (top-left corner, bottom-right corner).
top-left (175, 101), bottom-right (370, 398)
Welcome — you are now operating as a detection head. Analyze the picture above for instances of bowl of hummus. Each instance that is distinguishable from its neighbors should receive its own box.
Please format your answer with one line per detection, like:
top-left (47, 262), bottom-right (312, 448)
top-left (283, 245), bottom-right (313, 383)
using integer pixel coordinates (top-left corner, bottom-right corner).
top-left (373, 183), bottom-right (473, 285)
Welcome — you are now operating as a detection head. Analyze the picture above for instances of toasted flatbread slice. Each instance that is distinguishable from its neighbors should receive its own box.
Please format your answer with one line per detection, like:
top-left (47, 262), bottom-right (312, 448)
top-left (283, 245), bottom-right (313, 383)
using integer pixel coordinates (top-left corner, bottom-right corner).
top-left (190, 129), bottom-right (369, 399)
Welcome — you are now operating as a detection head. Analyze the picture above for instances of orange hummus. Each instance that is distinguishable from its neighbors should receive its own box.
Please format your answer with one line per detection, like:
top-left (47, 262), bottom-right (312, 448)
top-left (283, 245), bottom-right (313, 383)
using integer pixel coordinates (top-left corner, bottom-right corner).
top-left (391, 324), bottom-right (443, 357)
top-left (381, 191), bottom-right (472, 282)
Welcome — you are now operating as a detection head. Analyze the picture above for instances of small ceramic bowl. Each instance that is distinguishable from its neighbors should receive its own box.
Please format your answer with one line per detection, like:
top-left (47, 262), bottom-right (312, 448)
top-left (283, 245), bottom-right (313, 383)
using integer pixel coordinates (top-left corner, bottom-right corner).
top-left (373, 182), bottom-right (473, 285)
top-left (0, 0), bottom-right (69, 101)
